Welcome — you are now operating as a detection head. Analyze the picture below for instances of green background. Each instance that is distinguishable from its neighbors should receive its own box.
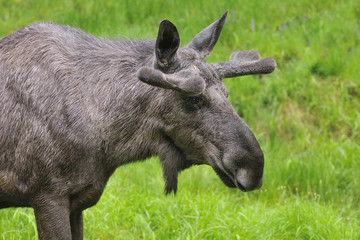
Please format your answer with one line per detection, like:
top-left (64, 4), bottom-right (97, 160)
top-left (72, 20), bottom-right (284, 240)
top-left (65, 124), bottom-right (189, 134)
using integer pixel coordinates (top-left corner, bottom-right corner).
top-left (1, 0), bottom-right (359, 239)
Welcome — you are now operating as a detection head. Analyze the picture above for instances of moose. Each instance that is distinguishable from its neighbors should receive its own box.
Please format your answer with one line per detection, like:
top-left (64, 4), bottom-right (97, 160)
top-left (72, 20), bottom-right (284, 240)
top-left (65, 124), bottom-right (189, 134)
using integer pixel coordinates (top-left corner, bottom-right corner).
top-left (0, 11), bottom-right (275, 239)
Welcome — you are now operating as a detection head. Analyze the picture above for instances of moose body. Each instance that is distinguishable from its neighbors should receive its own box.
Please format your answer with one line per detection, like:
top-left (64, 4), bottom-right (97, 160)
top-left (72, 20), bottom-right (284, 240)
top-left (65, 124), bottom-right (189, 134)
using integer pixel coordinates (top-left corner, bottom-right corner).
top-left (0, 11), bottom-right (275, 239)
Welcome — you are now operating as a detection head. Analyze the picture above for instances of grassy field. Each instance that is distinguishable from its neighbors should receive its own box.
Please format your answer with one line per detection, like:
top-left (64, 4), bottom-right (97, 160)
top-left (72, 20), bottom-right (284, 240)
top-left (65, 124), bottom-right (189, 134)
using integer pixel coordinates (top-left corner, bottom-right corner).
top-left (1, 0), bottom-right (360, 239)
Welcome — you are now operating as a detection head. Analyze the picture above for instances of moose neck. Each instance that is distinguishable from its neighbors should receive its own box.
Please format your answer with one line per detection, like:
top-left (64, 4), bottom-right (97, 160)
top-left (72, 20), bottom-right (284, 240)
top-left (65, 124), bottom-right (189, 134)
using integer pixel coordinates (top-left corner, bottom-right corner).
top-left (88, 40), bottom-right (164, 169)
top-left (105, 89), bottom-right (165, 169)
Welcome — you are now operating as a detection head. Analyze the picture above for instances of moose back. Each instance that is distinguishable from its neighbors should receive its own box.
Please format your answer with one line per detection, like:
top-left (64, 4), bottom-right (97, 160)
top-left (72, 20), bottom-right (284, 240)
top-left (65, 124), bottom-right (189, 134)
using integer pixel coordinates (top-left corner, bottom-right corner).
top-left (0, 11), bottom-right (276, 240)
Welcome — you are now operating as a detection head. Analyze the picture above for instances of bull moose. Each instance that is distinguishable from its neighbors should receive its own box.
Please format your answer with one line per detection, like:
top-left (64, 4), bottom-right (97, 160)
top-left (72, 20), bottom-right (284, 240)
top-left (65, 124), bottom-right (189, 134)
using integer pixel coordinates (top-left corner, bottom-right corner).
top-left (0, 11), bottom-right (276, 239)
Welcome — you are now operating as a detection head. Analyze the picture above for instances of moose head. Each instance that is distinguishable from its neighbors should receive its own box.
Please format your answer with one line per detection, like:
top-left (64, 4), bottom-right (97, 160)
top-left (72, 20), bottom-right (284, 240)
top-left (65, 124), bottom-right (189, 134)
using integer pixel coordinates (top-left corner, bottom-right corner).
top-left (137, 10), bottom-right (276, 194)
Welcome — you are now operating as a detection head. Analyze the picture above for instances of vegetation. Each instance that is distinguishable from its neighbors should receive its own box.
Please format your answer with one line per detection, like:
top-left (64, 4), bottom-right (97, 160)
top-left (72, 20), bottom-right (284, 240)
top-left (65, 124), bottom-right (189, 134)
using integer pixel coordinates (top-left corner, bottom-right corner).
top-left (1, 0), bottom-right (359, 239)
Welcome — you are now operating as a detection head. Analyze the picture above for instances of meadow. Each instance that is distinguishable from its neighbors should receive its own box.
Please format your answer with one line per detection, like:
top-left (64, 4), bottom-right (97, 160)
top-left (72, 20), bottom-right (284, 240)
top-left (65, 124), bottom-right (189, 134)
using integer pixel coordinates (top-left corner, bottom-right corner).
top-left (1, 0), bottom-right (360, 239)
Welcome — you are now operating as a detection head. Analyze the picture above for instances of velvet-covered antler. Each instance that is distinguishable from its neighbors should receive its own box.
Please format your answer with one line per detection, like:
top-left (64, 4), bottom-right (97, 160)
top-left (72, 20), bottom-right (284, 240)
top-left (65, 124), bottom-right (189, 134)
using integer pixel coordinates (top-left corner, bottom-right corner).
top-left (137, 67), bottom-right (205, 94)
top-left (213, 50), bottom-right (276, 79)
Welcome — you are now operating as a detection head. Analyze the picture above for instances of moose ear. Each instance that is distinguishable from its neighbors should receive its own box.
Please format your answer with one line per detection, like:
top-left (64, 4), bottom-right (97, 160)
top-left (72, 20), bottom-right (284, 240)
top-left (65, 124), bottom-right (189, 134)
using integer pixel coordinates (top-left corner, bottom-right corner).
top-left (155, 20), bottom-right (180, 68)
top-left (188, 10), bottom-right (228, 58)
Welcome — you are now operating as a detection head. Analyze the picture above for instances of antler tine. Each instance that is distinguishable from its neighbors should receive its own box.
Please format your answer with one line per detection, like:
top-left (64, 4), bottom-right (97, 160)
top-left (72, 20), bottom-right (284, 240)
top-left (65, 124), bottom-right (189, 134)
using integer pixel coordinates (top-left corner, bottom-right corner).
top-left (230, 50), bottom-right (260, 61)
top-left (213, 50), bottom-right (276, 79)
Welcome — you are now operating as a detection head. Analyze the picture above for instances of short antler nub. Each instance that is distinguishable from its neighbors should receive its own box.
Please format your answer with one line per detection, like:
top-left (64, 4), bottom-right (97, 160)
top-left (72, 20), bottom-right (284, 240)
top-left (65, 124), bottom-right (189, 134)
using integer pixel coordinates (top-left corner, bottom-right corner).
top-left (137, 67), bottom-right (206, 94)
top-left (213, 50), bottom-right (276, 79)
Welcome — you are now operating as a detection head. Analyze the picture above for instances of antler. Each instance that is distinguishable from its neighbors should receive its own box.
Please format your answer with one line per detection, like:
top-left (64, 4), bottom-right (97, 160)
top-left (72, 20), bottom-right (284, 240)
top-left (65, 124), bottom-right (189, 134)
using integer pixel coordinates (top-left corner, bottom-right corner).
top-left (212, 50), bottom-right (276, 79)
top-left (137, 67), bottom-right (205, 94)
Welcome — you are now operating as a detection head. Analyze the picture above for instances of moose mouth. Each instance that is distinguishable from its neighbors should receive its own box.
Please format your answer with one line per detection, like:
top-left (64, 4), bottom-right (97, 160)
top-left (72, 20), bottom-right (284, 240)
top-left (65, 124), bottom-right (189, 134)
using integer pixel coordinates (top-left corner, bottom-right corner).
top-left (207, 155), bottom-right (248, 192)
top-left (213, 166), bottom-right (248, 192)
top-left (210, 156), bottom-right (263, 192)
top-left (206, 145), bottom-right (264, 192)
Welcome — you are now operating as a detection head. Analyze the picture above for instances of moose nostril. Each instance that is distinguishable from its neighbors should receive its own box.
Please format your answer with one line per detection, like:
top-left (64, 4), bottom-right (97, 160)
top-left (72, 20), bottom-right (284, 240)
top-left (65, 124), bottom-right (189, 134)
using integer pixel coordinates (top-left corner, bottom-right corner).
top-left (236, 169), bottom-right (263, 191)
top-left (236, 169), bottom-right (251, 191)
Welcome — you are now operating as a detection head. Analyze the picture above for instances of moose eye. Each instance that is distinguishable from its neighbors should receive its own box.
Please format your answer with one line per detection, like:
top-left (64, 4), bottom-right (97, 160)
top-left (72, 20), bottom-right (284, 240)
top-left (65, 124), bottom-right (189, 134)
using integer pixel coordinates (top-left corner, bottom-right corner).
top-left (189, 96), bottom-right (200, 105)
top-left (187, 95), bottom-right (204, 109)
top-left (182, 95), bottom-right (207, 113)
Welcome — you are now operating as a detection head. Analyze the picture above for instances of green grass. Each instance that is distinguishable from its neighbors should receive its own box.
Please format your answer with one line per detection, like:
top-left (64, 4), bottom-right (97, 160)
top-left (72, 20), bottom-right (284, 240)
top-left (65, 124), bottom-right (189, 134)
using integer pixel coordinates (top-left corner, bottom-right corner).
top-left (1, 0), bottom-right (360, 239)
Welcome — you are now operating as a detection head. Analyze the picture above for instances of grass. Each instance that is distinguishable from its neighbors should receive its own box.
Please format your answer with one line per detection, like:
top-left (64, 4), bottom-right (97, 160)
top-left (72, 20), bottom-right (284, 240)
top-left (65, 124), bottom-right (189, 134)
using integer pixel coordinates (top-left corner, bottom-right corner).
top-left (1, 0), bottom-right (360, 239)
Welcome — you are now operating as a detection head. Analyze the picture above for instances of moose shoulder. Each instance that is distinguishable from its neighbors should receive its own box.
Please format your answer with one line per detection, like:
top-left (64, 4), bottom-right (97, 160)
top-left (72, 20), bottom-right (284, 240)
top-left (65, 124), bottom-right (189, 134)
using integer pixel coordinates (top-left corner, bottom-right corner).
top-left (0, 11), bottom-right (276, 240)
